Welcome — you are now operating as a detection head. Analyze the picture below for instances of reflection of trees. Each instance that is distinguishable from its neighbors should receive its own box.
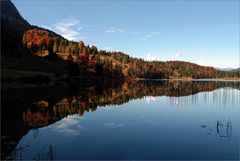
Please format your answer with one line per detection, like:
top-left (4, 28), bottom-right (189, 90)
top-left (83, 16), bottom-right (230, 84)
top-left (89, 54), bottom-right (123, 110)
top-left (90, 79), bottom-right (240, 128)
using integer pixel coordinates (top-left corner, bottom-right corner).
top-left (22, 81), bottom-right (240, 128)
top-left (11, 144), bottom-right (56, 161)
top-left (2, 80), bottom-right (240, 159)
top-left (169, 84), bottom-right (240, 107)
top-left (33, 144), bottom-right (56, 161)
top-left (216, 119), bottom-right (232, 138)
top-left (202, 119), bottom-right (232, 139)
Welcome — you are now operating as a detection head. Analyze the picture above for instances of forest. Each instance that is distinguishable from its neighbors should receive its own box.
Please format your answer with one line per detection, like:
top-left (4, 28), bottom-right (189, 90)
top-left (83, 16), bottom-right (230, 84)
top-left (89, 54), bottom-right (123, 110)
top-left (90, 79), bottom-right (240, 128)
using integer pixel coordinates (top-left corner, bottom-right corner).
top-left (22, 28), bottom-right (240, 80)
top-left (2, 0), bottom-right (239, 82)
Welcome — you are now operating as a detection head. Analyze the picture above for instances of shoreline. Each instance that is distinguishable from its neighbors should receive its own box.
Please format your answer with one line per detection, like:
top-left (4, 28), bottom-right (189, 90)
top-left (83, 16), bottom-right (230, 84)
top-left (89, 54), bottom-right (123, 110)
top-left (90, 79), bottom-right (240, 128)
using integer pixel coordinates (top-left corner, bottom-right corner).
top-left (134, 78), bottom-right (240, 82)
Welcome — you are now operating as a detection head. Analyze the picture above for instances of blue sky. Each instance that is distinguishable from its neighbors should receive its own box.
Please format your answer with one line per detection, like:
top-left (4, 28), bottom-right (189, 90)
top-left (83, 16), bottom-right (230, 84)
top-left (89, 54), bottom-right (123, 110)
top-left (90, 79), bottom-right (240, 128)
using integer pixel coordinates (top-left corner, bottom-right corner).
top-left (13, 0), bottom-right (239, 68)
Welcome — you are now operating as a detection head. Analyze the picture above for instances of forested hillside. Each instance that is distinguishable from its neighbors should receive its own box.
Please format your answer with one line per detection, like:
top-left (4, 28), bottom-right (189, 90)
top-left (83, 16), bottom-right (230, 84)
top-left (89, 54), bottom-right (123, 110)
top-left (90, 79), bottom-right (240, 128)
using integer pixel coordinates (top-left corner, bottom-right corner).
top-left (1, 0), bottom-right (239, 80)
top-left (22, 28), bottom-right (240, 79)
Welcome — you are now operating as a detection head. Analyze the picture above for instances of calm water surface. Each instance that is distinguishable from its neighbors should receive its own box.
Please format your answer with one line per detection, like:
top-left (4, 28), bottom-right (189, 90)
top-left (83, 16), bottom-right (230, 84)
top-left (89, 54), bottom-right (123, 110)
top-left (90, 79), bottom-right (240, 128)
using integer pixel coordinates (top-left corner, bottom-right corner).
top-left (2, 80), bottom-right (240, 160)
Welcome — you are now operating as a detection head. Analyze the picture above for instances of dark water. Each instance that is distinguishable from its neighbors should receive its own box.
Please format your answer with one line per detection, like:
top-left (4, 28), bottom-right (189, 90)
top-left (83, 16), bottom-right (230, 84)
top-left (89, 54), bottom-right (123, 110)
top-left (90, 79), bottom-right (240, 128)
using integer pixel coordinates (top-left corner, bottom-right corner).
top-left (2, 80), bottom-right (240, 160)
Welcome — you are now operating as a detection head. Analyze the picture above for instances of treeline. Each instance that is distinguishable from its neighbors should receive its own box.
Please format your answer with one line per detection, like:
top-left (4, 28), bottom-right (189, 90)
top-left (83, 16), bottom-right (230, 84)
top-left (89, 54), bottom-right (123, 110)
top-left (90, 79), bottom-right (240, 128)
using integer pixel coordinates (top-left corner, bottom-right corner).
top-left (22, 28), bottom-right (240, 79)
top-left (23, 28), bottom-right (124, 79)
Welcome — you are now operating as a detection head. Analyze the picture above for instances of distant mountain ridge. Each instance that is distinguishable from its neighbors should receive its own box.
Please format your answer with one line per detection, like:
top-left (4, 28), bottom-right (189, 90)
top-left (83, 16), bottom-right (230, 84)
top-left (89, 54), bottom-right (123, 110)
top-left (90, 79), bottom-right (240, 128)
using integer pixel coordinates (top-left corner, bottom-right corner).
top-left (230, 68), bottom-right (240, 72)
top-left (215, 67), bottom-right (235, 71)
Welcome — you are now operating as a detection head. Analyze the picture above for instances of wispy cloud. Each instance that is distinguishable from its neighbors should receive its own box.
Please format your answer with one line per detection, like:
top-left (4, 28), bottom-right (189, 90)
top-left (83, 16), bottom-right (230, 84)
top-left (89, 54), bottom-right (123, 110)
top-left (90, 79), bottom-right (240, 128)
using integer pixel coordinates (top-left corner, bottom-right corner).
top-left (104, 27), bottom-right (139, 35)
top-left (145, 53), bottom-right (157, 61)
top-left (129, 31), bottom-right (139, 34)
top-left (141, 32), bottom-right (159, 41)
top-left (171, 53), bottom-right (182, 60)
top-left (103, 46), bottom-right (112, 51)
top-left (45, 17), bottom-right (86, 41)
top-left (104, 27), bottom-right (125, 33)
top-left (78, 27), bottom-right (83, 31)
top-left (44, 19), bottom-right (138, 40)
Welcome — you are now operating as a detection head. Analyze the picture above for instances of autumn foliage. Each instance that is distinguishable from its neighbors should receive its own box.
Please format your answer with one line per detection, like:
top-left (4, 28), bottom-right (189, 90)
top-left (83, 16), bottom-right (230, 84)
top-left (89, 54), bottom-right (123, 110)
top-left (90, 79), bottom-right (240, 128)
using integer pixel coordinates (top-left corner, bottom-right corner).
top-left (23, 29), bottom-right (55, 54)
top-left (22, 28), bottom-right (240, 79)
top-left (21, 80), bottom-right (240, 128)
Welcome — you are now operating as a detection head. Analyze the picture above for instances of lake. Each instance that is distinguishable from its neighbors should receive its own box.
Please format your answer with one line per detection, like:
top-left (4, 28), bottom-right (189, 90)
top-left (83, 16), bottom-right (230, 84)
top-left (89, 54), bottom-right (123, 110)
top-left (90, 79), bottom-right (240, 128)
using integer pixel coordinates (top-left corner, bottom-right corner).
top-left (2, 80), bottom-right (240, 160)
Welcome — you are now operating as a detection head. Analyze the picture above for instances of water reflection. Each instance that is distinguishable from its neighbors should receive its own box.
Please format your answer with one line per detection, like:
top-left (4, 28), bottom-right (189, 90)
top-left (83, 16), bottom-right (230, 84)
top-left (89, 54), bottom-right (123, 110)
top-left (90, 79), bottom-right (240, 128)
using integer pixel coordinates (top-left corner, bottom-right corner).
top-left (11, 143), bottom-right (56, 161)
top-left (169, 88), bottom-right (239, 108)
top-left (51, 116), bottom-right (82, 136)
top-left (1, 80), bottom-right (240, 160)
top-left (20, 81), bottom-right (240, 128)
top-left (33, 144), bottom-right (56, 161)
top-left (201, 119), bottom-right (232, 139)
top-left (216, 119), bottom-right (232, 138)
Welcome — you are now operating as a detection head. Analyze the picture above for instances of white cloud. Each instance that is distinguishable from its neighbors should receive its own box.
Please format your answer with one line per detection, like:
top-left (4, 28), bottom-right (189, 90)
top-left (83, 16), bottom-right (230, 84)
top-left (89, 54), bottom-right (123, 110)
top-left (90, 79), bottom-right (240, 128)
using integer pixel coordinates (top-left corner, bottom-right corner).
top-left (171, 53), bottom-right (182, 60)
top-left (141, 32), bottom-right (159, 41)
top-left (46, 17), bottom-right (86, 41)
top-left (145, 53), bottom-right (157, 61)
top-left (104, 27), bottom-right (125, 33)
top-left (78, 27), bottom-right (83, 31)
top-left (146, 32), bottom-right (159, 38)
top-left (129, 31), bottom-right (139, 34)
top-left (104, 28), bottom-right (139, 35)
top-left (44, 19), bottom-right (139, 41)
top-left (105, 30), bottom-right (116, 33)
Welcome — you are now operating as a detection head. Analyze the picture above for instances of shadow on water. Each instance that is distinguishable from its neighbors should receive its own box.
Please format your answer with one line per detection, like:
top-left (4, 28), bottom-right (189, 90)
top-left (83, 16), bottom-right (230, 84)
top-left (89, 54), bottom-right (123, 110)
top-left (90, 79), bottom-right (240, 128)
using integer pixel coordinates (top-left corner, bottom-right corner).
top-left (1, 80), bottom-right (240, 160)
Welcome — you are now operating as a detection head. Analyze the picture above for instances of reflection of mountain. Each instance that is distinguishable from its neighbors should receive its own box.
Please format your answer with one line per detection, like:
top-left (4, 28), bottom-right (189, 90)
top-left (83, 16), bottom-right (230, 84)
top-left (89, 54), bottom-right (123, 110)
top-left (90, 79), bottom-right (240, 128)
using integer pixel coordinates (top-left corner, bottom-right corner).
top-left (1, 80), bottom-right (240, 159)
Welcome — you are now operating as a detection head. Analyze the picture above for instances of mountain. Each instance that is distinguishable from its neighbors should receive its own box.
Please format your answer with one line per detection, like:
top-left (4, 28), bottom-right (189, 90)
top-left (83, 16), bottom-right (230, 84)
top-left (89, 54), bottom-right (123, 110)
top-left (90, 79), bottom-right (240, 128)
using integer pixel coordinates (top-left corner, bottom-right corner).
top-left (1, 0), bottom-right (240, 82)
top-left (1, 0), bottom-right (30, 56)
top-left (1, 0), bottom-right (29, 27)
top-left (22, 27), bottom-right (236, 79)
top-left (230, 68), bottom-right (240, 72)
top-left (1, 0), bottom-right (90, 82)
top-left (21, 27), bottom-right (239, 79)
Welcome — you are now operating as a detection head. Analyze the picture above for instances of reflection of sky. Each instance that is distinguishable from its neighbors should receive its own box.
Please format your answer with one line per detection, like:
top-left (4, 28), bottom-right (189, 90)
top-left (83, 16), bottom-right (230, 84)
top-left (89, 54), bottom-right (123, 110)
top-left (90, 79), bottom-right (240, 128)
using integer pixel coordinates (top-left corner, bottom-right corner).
top-left (145, 96), bottom-right (156, 104)
top-left (104, 123), bottom-right (124, 128)
top-left (13, 88), bottom-right (240, 160)
top-left (50, 115), bottom-right (83, 136)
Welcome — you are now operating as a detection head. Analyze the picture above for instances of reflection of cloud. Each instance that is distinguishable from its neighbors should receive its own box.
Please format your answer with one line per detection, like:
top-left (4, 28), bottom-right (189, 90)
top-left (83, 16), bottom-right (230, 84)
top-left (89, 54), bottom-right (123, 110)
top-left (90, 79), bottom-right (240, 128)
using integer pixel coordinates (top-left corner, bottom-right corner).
top-left (141, 115), bottom-right (158, 125)
top-left (51, 115), bottom-right (82, 136)
top-left (104, 122), bottom-right (124, 128)
top-left (129, 122), bottom-right (137, 126)
top-left (145, 96), bottom-right (156, 104)
top-left (145, 53), bottom-right (157, 61)
top-left (175, 99), bottom-right (179, 105)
